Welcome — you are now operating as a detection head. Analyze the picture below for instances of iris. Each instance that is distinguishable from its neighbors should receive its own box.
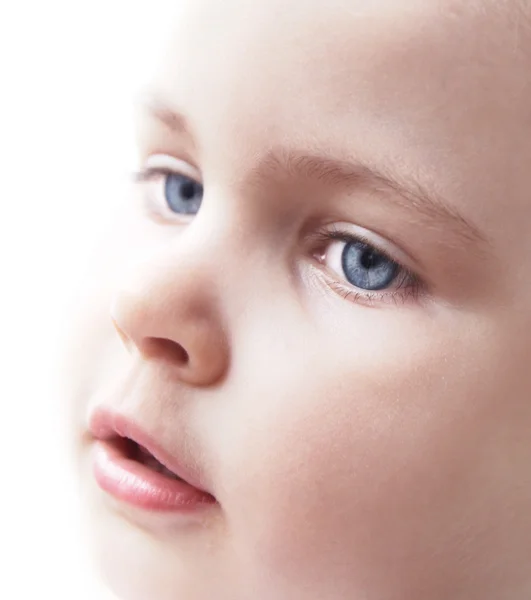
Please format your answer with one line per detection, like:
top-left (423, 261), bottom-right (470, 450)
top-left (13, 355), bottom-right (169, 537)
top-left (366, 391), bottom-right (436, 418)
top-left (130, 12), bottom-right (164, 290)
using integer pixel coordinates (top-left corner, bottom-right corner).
top-left (164, 173), bottom-right (203, 215)
top-left (341, 241), bottom-right (399, 290)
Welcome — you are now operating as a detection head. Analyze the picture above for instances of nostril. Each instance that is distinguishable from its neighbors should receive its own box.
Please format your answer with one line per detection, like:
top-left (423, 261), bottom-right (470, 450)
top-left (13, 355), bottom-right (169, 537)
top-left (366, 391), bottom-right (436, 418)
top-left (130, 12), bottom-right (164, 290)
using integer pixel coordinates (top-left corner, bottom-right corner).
top-left (144, 337), bottom-right (190, 365)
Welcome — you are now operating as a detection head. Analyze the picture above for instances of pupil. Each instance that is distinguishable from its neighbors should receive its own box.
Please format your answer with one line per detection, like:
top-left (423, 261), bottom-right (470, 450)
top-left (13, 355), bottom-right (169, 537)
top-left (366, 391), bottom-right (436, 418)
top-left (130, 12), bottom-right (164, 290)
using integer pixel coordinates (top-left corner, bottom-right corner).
top-left (181, 181), bottom-right (196, 200)
top-left (360, 249), bottom-right (382, 269)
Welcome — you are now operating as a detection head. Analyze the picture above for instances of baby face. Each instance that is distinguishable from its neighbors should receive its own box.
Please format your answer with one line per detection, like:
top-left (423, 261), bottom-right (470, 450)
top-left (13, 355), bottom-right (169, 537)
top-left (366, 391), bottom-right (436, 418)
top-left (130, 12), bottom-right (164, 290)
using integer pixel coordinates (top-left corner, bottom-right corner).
top-left (63, 1), bottom-right (531, 599)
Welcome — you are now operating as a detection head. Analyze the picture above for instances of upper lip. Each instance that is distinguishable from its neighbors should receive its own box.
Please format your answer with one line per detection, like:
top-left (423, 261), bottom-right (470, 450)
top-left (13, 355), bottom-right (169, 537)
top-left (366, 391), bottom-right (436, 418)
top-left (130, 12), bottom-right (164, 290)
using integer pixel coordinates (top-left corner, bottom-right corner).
top-left (88, 407), bottom-right (213, 495)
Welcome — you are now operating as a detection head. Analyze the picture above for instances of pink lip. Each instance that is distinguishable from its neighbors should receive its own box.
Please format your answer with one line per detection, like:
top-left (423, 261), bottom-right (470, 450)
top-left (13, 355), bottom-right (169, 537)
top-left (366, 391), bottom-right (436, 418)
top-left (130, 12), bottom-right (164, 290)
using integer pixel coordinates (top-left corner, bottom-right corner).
top-left (89, 409), bottom-right (217, 512)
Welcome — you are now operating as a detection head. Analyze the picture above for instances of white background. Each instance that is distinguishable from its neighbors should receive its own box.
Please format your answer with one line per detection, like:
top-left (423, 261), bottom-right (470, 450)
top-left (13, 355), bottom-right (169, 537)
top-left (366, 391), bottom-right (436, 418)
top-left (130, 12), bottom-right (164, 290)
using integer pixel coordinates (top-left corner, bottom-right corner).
top-left (0, 2), bottom-right (178, 597)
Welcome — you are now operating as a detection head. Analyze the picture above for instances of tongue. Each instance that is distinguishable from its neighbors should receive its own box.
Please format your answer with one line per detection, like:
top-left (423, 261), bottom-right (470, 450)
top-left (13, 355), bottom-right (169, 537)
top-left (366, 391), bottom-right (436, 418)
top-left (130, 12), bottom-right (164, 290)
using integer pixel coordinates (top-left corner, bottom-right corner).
top-left (135, 445), bottom-right (183, 481)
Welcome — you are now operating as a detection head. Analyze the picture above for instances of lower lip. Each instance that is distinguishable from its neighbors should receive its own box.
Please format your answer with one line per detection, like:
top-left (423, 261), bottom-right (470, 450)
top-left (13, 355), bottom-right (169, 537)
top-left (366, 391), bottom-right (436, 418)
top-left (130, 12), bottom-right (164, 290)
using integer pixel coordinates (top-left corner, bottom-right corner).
top-left (92, 440), bottom-right (217, 512)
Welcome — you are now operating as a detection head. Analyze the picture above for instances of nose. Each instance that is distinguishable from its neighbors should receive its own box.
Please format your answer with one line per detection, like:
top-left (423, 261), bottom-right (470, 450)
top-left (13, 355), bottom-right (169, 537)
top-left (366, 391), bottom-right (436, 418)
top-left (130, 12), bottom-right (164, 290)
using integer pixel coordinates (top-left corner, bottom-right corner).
top-left (110, 251), bottom-right (230, 387)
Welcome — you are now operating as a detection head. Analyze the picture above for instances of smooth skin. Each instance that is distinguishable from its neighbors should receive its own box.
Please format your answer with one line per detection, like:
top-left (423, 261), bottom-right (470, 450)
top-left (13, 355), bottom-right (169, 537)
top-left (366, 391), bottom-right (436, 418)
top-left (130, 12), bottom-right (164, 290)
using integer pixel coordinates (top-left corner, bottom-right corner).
top-left (62, 1), bottom-right (531, 599)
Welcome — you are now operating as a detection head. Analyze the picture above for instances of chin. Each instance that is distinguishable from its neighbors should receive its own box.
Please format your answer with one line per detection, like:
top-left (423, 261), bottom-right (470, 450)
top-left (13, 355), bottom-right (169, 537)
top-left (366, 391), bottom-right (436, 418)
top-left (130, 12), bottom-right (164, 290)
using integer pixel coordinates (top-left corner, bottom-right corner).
top-left (80, 482), bottom-right (234, 600)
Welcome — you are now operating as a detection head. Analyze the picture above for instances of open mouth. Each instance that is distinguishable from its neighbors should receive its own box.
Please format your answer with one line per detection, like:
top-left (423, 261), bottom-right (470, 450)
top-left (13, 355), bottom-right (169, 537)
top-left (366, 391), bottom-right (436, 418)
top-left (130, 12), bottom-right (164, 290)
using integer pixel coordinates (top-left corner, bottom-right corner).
top-left (89, 408), bottom-right (216, 511)
top-left (117, 436), bottom-right (185, 481)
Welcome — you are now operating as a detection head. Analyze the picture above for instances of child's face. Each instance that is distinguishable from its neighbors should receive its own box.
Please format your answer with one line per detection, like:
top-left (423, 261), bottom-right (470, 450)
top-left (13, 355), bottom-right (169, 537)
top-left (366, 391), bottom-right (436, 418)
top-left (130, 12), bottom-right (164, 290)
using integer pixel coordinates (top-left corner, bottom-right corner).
top-left (63, 1), bottom-right (531, 599)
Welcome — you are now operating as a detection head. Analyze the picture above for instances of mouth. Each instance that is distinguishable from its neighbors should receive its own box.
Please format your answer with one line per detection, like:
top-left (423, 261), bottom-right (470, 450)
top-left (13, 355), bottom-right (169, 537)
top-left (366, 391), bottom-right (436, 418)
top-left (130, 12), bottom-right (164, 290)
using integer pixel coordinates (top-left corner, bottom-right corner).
top-left (89, 409), bottom-right (217, 512)
top-left (115, 435), bottom-right (186, 480)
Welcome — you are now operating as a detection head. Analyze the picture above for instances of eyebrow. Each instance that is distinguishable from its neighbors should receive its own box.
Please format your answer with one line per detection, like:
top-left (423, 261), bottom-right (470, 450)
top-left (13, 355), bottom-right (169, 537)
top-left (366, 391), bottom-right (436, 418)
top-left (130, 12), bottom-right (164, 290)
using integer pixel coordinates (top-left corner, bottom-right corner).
top-left (139, 93), bottom-right (488, 248)
top-left (139, 92), bottom-right (195, 140)
top-left (254, 150), bottom-right (488, 247)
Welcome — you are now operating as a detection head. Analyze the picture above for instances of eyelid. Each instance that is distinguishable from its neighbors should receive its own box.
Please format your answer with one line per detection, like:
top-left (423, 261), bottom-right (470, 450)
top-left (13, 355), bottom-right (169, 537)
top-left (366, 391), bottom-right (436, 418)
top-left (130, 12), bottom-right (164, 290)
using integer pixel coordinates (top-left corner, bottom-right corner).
top-left (322, 222), bottom-right (416, 271)
top-left (143, 153), bottom-right (201, 181)
top-left (324, 275), bottom-right (423, 307)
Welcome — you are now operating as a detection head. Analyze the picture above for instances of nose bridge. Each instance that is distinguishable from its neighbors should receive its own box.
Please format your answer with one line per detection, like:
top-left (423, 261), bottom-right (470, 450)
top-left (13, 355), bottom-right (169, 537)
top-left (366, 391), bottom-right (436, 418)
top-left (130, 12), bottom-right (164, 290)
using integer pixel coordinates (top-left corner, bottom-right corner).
top-left (110, 222), bottom-right (233, 387)
top-left (115, 221), bottom-right (217, 304)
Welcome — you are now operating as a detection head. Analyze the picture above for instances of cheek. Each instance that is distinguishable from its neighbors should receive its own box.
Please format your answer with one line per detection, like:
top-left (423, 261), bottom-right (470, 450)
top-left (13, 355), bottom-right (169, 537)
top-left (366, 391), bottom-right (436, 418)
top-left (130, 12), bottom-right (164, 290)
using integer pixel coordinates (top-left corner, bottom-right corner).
top-left (223, 314), bottom-right (523, 597)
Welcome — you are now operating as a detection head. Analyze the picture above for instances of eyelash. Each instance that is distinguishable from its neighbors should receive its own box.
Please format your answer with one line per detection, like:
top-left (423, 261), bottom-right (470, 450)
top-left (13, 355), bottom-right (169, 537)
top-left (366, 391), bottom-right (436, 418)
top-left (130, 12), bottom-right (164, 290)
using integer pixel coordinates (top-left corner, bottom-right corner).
top-left (132, 166), bottom-right (174, 182)
top-left (131, 167), bottom-right (424, 306)
top-left (311, 226), bottom-right (423, 307)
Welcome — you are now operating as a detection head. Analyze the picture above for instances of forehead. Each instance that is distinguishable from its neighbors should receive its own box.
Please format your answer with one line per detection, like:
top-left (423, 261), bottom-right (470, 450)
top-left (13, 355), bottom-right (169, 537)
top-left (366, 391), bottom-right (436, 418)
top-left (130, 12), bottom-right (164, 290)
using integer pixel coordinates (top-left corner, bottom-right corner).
top-left (147, 0), bottom-right (531, 234)
top-left (156, 0), bottom-right (529, 120)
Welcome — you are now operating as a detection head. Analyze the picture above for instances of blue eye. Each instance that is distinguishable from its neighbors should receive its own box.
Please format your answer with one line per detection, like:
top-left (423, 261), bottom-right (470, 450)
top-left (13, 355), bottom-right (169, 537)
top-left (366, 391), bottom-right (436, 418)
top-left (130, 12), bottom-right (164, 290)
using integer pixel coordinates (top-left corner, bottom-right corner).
top-left (134, 162), bottom-right (204, 220)
top-left (316, 226), bottom-right (421, 304)
top-left (341, 241), bottom-right (399, 291)
top-left (164, 172), bottom-right (203, 215)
